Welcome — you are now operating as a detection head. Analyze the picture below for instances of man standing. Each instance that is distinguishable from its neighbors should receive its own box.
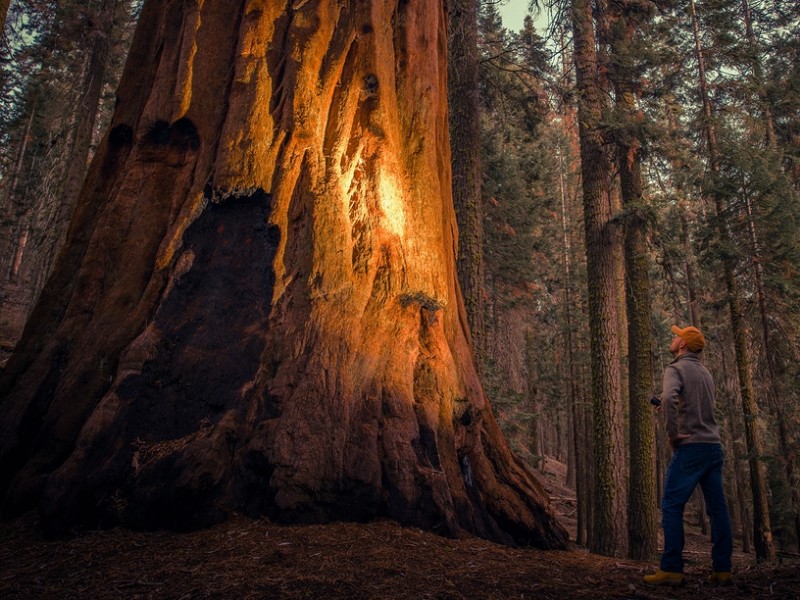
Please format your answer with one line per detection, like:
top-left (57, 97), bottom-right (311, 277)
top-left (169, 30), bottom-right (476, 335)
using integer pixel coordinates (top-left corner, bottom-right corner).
top-left (644, 325), bottom-right (733, 587)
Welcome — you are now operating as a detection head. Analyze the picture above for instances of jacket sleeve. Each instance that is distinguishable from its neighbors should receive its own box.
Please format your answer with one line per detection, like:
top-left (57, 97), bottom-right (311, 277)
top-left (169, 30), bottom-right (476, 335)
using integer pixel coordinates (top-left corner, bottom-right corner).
top-left (662, 365), bottom-right (682, 442)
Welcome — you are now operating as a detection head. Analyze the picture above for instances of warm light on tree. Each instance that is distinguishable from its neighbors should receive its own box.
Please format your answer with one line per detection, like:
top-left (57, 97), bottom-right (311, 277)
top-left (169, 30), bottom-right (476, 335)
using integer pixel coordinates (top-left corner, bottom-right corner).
top-left (0, 0), bottom-right (566, 548)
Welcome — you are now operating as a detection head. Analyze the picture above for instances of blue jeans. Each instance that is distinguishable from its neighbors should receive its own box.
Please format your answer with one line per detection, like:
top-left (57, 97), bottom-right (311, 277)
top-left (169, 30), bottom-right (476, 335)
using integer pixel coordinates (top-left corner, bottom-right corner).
top-left (660, 443), bottom-right (733, 573)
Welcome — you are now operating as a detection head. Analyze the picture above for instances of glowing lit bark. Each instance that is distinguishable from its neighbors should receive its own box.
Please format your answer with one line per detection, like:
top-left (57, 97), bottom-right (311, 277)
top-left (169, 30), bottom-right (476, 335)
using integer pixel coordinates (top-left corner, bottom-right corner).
top-left (0, 0), bottom-right (566, 548)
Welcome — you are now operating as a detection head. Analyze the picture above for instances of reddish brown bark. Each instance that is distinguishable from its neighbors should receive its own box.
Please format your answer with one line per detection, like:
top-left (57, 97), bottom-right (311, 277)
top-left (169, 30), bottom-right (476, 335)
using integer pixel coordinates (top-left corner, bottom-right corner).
top-left (0, 0), bottom-right (566, 548)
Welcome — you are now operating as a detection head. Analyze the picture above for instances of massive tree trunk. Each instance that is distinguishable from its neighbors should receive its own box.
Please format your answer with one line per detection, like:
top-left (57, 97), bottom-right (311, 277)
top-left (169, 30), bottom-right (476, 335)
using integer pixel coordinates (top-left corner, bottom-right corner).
top-left (571, 0), bottom-right (626, 557)
top-left (0, 0), bottom-right (567, 548)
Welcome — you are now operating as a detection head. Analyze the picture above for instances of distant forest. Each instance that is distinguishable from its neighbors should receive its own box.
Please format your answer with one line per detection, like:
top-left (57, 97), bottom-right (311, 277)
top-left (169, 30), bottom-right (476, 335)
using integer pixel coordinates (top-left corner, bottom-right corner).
top-left (1, 0), bottom-right (799, 561)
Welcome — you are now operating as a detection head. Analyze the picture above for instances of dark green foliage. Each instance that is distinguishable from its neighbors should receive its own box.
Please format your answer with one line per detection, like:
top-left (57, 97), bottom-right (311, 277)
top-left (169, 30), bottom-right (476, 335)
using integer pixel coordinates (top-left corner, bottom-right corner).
top-left (1, 4), bottom-right (137, 261)
top-left (479, 8), bottom-right (553, 293)
top-left (475, 5), bottom-right (593, 487)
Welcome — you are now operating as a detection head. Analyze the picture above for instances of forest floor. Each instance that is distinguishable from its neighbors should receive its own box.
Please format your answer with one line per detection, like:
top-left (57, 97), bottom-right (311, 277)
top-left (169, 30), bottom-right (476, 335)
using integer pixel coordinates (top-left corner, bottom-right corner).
top-left (1, 459), bottom-right (798, 600)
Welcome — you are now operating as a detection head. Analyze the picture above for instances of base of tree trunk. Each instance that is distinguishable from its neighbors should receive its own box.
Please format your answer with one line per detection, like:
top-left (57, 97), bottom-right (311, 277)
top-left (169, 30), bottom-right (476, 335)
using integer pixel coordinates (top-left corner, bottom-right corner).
top-left (0, 0), bottom-right (568, 551)
top-left (1, 191), bottom-right (566, 549)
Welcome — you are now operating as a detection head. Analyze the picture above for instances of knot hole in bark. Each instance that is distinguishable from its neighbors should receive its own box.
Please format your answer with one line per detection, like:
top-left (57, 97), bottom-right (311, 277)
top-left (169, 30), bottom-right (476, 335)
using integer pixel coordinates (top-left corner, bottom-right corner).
top-left (109, 124), bottom-right (133, 147)
top-left (171, 118), bottom-right (200, 151)
top-left (364, 73), bottom-right (379, 96)
top-left (458, 404), bottom-right (475, 427)
top-left (143, 118), bottom-right (200, 152)
top-left (411, 420), bottom-right (442, 471)
top-left (144, 120), bottom-right (172, 145)
top-left (459, 454), bottom-right (474, 488)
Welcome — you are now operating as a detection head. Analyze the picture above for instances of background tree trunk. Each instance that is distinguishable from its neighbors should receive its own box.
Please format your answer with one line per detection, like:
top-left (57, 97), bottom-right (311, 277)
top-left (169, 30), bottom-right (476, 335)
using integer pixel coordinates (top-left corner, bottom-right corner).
top-left (718, 338), bottom-right (754, 554)
top-left (553, 25), bottom-right (588, 544)
top-left (679, 206), bottom-right (702, 328)
top-left (525, 334), bottom-right (543, 471)
top-left (740, 0), bottom-right (777, 148)
top-left (689, 0), bottom-right (775, 562)
top-left (607, 1), bottom-right (658, 561)
top-left (0, 0), bottom-right (9, 33)
top-left (1, 0), bottom-right (136, 368)
top-left (577, 329), bottom-right (594, 546)
top-left (38, 0), bottom-right (117, 280)
top-left (571, 0), bottom-right (626, 557)
top-left (2, 105), bottom-right (36, 282)
top-left (617, 77), bottom-right (657, 563)
top-left (558, 145), bottom-right (580, 485)
top-left (0, 0), bottom-right (567, 549)
top-left (744, 183), bottom-right (800, 549)
top-left (448, 0), bottom-right (485, 366)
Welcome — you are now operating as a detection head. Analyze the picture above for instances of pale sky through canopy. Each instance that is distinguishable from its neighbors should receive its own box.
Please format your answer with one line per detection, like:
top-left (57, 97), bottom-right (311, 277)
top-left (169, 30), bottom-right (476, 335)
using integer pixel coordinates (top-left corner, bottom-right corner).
top-left (497, 0), bottom-right (533, 29)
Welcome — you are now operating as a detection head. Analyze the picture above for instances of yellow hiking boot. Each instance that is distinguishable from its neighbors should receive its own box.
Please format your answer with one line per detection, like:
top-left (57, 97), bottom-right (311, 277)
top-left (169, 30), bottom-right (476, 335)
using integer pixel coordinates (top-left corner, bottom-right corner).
top-left (643, 569), bottom-right (685, 587)
top-left (708, 571), bottom-right (733, 586)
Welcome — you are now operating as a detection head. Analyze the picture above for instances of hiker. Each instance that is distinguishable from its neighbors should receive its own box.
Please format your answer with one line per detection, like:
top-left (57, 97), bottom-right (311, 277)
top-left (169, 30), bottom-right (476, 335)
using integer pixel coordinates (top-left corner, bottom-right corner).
top-left (644, 325), bottom-right (733, 587)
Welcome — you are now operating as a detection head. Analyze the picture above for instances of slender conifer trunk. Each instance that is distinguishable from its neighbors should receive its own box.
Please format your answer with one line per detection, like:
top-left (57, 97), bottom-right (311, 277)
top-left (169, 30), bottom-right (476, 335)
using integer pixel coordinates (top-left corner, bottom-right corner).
top-left (571, 0), bottom-right (626, 557)
top-left (448, 0), bottom-right (485, 365)
top-left (689, 0), bottom-right (775, 562)
top-left (39, 0), bottom-right (117, 279)
top-left (606, 2), bottom-right (657, 560)
top-left (718, 341), bottom-right (754, 554)
top-left (743, 185), bottom-right (800, 549)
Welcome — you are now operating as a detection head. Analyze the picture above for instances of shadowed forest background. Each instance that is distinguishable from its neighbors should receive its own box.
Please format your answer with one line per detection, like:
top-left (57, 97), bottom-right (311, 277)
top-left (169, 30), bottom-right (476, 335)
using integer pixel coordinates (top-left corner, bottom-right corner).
top-left (0, 0), bottom-right (800, 597)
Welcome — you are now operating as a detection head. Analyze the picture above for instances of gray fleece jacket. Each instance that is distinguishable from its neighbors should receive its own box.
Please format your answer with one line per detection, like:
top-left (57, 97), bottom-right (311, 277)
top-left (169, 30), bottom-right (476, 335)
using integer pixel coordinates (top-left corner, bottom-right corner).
top-left (661, 351), bottom-right (721, 445)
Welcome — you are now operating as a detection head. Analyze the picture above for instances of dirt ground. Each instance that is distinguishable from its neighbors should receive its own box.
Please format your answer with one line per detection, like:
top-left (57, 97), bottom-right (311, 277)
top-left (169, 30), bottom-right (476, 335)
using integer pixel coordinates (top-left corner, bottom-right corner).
top-left (2, 460), bottom-right (798, 600)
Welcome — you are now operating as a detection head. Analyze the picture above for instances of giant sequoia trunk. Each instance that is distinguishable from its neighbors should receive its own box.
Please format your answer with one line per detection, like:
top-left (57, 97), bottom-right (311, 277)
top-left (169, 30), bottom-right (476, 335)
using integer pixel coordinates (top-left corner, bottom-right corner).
top-left (0, 0), bottom-right (567, 548)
